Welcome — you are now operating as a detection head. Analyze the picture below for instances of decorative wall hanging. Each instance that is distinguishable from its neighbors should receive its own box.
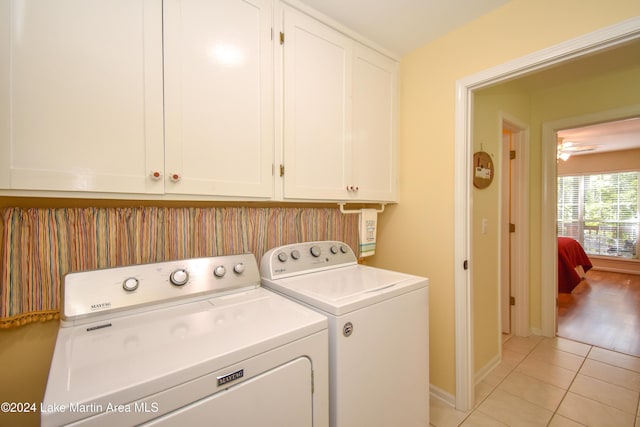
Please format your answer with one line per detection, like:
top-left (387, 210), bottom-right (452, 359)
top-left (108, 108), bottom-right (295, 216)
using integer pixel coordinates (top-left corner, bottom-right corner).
top-left (473, 151), bottom-right (494, 189)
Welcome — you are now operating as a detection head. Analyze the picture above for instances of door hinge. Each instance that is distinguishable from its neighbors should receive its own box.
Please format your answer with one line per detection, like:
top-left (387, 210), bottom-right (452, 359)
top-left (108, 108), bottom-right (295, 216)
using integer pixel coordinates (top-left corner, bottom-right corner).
top-left (279, 32), bottom-right (285, 45)
top-left (510, 296), bottom-right (516, 306)
top-left (279, 164), bottom-right (285, 177)
top-left (510, 150), bottom-right (516, 160)
top-left (509, 223), bottom-right (516, 233)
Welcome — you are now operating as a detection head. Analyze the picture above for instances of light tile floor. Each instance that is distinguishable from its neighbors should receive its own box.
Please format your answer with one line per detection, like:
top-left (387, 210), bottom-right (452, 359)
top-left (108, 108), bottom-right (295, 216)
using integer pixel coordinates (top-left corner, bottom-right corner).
top-left (430, 336), bottom-right (640, 426)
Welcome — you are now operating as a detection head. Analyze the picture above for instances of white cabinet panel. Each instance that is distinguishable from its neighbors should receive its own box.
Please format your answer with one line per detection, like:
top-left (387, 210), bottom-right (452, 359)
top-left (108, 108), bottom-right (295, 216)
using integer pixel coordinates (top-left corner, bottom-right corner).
top-left (280, 5), bottom-right (398, 202)
top-left (0, 0), bottom-right (164, 193)
top-left (163, 0), bottom-right (273, 197)
top-left (282, 5), bottom-right (352, 200)
top-left (351, 43), bottom-right (398, 202)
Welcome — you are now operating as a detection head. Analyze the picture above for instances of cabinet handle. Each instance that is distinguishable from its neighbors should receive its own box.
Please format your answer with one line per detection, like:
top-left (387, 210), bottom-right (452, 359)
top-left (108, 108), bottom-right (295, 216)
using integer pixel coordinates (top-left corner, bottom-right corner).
top-left (346, 185), bottom-right (359, 192)
top-left (170, 173), bottom-right (181, 182)
top-left (150, 171), bottom-right (162, 180)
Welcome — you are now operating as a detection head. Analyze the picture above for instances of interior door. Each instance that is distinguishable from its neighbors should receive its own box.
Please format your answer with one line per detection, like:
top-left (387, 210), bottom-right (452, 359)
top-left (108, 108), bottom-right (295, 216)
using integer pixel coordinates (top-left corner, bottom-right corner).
top-left (501, 129), bottom-right (513, 334)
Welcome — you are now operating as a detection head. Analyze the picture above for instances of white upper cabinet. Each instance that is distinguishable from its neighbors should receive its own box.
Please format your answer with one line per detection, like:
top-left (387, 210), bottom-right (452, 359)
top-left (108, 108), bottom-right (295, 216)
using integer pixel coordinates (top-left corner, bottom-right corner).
top-left (280, 4), bottom-right (398, 202)
top-left (0, 0), bottom-right (165, 194)
top-left (281, 4), bottom-right (352, 200)
top-left (163, 0), bottom-right (273, 198)
top-left (351, 43), bottom-right (398, 202)
top-left (0, 0), bottom-right (397, 202)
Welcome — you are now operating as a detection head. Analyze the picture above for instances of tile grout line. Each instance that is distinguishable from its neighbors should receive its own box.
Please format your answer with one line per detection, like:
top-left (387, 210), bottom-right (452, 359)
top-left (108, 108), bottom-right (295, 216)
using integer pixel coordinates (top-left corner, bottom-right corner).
top-left (457, 337), bottom-right (546, 426)
top-left (544, 344), bottom-right (593, 426)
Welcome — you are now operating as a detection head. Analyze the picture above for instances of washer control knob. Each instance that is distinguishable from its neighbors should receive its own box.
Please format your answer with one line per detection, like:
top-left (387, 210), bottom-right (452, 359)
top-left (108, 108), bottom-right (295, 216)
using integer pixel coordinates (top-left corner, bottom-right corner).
top-left (330, 245), bottom-right (338, 254)
top-left (233, 263), bottom-right (245, 274)
top-left (122, 277), bottom-right (139, 292)
top-left (170, 269), bottom-right (189, 286)
top-left (277, 252), bottom-right (288, 262)
top-left (291, 250), bottom-right (301, 260)
top-left (340, 245), bottom-right (349, 254)
top-left (214, 265), bottom-right (227, 278)
top-left (310, 246), bottom-right (321, 257)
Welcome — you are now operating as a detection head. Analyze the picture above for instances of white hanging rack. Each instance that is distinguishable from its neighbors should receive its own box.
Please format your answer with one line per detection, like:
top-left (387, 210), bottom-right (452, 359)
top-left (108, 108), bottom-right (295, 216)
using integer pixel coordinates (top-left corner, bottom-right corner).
top-left (338, 203), bottom-right (386, 215)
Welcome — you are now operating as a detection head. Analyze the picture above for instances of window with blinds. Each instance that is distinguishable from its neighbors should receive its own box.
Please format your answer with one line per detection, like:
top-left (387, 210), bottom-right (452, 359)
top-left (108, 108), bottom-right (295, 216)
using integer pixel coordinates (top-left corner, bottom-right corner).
top-left (557, 171), bottom-right (639, 259)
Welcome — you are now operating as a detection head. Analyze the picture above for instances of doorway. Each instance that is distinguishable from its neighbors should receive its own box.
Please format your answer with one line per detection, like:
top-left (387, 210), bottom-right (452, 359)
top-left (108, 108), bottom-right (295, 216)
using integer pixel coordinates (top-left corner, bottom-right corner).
top-left (454, 18), bottom-right (640, 411)
top-left (541, 105), bottom-right (640, 337)
top-left (500, 117), bottom-right (529, 338)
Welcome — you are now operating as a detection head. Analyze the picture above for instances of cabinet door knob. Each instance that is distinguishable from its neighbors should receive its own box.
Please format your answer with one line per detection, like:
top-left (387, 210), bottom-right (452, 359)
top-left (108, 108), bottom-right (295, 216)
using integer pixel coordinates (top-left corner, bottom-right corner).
top-left (150, 171), bottom-right (162, 180)
top-left (170, 173), bottom-right (181, 182)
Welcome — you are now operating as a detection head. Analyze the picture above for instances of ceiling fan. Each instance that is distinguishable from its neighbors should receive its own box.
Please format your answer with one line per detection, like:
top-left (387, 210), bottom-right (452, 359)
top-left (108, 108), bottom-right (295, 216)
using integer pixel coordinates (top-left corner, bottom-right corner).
top-left (557, 139), bottom-right (598, 161)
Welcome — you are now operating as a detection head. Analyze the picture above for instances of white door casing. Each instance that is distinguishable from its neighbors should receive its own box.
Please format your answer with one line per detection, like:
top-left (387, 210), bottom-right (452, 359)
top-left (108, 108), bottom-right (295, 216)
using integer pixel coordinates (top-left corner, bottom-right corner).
top-left (454, 17), bottom-right (640, 411)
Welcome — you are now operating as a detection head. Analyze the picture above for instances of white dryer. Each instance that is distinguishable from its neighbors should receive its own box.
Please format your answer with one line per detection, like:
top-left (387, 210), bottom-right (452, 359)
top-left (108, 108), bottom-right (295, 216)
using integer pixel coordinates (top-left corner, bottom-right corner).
top-left (42, 254), bottom-right (328, 427)
top-left (261, 241), bottom-right (429, 427)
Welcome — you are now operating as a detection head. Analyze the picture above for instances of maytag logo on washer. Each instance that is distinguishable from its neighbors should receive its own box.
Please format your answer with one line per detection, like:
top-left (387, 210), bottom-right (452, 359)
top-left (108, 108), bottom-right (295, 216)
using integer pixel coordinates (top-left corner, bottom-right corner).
top-left (217, 369), bottom-right (244, 386)
top-left (90, 302), bottom-right (112, 311)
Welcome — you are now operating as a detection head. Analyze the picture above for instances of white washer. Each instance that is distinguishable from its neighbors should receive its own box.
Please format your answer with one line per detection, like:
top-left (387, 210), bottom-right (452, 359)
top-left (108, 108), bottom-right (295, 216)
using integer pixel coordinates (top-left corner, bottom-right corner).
top-left (260, 241), bottom-right (429, 427)
top-left (42, 254), bottom-right (328, 427)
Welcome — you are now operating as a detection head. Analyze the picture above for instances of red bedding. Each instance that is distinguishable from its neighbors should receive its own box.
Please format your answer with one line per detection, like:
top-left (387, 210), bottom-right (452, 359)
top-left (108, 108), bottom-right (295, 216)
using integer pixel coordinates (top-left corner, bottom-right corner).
top-left (558, 237), bottom-right (592, 293)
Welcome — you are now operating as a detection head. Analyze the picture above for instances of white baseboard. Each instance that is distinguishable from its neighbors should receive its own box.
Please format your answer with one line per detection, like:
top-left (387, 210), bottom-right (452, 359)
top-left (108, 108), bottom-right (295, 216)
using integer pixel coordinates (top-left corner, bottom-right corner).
top-left (430, 383), bottom-right (456, 407)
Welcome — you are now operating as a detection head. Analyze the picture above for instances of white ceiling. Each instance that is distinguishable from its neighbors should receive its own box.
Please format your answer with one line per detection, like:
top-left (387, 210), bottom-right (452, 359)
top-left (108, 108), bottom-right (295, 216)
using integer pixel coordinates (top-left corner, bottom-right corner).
top-left (296, 0), bottom-right (512, 56)
top-left (557, 117), bottom-right (640, 156)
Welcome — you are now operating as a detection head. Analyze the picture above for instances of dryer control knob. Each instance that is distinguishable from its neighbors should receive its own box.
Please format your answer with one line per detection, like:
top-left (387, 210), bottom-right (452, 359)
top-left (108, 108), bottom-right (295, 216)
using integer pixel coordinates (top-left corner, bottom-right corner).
top-left (310, 246), bottom-right (321, 257)
top-left (291, 250), bottom-right (301, 260)
top-left (340, 245), bottom-right (349, 254)
top-left (170, 269), bottom-right (189, 286)
top-left (233, 263), bottom-right (245, 274)
top-left (330, 245), bottom-right (338, 254)
top-left (214, 265), bottom-right (227, 278)
top-left (277, 252), bottom-right (288, 262)
top-left (123, 277), bottom-right (139, 292)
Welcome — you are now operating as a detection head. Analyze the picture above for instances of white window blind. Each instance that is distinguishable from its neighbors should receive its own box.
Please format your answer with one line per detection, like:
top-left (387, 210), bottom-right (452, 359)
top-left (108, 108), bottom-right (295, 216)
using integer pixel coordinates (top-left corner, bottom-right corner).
top-left (557, 171), bottom-right (639, 259)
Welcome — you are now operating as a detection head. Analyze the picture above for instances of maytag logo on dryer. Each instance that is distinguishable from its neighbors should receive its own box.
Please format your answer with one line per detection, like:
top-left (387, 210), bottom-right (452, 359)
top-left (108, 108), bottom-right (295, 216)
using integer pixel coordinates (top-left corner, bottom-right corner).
top-left (217, 369), bottom-right (244, 386)
top-left (90, 302), bottom-right (112, 311)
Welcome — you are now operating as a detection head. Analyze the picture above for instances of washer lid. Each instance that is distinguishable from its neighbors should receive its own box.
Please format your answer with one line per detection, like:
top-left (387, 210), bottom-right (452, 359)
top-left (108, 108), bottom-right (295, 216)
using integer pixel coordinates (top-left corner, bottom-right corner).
top-left (263, 265), bottom-right (428, 315)
top-left (42, 288), bottom-right (327, 426)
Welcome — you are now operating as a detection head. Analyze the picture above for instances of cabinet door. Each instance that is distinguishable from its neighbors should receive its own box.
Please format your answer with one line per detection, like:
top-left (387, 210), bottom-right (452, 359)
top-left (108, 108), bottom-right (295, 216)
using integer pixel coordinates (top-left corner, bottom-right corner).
top-left (0, 0), bottom-right (164, 193)
top-left (282, 5), bottom-right (352, 200)
top-left (351, 43), bottom-right (398, 202)
top-left (163, 0), bottom-right (273, 198)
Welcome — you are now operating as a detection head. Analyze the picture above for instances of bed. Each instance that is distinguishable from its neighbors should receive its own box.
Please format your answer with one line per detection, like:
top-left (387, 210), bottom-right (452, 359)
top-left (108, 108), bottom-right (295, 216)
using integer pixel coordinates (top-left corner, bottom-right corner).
top-left (558, 237), bottom-right (593, 293)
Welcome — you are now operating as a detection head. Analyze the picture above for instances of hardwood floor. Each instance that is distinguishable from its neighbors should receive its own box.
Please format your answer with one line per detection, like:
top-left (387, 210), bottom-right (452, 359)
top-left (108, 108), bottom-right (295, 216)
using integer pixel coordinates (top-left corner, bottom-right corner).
top-left (557, 269), bottom-right (640, 357)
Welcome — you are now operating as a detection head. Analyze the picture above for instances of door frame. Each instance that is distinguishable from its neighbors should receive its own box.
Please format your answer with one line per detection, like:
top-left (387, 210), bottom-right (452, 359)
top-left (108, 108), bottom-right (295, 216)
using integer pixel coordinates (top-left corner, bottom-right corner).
top-left (454, 17), bottom-right (640, 411)
top-left (500, 114), bottom-right (530, 338)
top-left (540, 103), bottom-right (640, 337)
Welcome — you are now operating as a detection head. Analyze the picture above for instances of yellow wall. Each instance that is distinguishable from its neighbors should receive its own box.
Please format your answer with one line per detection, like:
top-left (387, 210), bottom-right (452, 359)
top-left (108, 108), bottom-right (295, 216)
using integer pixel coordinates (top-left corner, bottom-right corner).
top-left (374, 0), bottom-right (640, 396)
top-left (472, 86), bottom-right (531, 372)
top-left (558, 148), bottom-right (640, 176)
top-left (470, 56), bottom-right (640, 372)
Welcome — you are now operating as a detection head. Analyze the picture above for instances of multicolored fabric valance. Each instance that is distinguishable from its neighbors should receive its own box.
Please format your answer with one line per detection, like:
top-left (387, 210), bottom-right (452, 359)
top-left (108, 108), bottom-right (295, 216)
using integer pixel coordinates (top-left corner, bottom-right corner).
top-left (1, 207), bottom-right (359, 328)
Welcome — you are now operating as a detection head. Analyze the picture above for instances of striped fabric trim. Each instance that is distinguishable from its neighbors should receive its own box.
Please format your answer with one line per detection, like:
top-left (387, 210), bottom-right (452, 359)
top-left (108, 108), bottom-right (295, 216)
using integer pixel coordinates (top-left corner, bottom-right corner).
top-left (1, 207), bottom-right (359, 328)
